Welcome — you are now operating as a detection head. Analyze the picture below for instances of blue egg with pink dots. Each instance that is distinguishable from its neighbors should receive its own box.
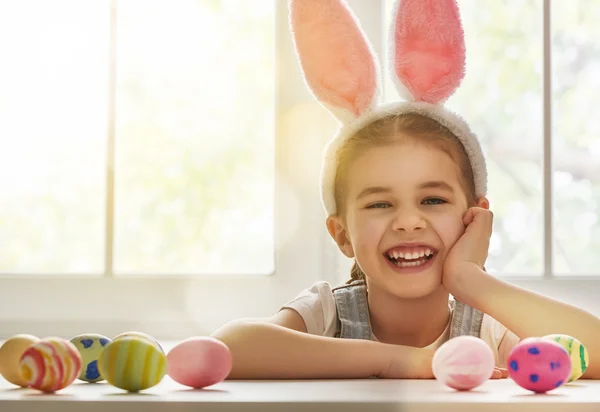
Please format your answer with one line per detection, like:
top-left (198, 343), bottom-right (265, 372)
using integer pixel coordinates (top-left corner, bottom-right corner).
top-left (507, 337), bottom-right (572, 393)
top-left (70, 333), bottom-right (112, 383)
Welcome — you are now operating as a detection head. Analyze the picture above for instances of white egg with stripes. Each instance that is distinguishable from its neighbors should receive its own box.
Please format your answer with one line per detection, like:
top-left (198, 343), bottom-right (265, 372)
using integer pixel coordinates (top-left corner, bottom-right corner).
top-left (19, 337), bottom-right (82, 392)
top-left (432, 335), bottom-right (495, 391)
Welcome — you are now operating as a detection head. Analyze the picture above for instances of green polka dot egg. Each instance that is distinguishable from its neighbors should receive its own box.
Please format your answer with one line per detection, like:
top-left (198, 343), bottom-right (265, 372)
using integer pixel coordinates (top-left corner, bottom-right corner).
top-left (542, 334), bottom-right (589, 382)
top-left (98, 335), bottom-right (167, 392)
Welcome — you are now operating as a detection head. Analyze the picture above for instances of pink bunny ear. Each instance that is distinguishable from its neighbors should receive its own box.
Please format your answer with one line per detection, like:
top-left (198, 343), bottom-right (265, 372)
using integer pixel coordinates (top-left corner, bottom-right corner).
top-left (390, 0), bottom-right (465, 104)
top-left (289, 0), bottom-right (379, 123)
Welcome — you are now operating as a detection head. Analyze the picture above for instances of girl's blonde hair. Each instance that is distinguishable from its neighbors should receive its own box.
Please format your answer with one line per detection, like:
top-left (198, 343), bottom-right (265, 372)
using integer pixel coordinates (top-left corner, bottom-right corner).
top-left (332, 112), bottom-right (478, 284)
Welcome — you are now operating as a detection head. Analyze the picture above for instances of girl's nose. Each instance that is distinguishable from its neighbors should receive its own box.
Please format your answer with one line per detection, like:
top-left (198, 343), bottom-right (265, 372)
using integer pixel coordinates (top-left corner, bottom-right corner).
top-left (392, 208), bottom-right (426, 232)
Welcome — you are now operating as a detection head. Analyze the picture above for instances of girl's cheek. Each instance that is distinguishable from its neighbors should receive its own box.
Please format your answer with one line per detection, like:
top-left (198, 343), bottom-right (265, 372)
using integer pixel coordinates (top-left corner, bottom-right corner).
top-left (352, 215), bottom-right (386, 247)
top-left (357, 218), bottom-right (382, 241)
top-left (434, 214), bottom-right (465, 247)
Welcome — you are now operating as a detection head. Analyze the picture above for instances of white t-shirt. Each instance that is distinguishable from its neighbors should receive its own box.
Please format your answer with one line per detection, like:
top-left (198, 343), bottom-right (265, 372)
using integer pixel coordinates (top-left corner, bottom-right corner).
top-left (281, 281), bottom-right (520, 368)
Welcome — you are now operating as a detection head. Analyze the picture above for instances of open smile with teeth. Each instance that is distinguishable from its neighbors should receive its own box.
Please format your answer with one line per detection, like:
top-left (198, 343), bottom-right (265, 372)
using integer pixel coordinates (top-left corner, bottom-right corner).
top-left (385, 247), bottom-right (436, 268)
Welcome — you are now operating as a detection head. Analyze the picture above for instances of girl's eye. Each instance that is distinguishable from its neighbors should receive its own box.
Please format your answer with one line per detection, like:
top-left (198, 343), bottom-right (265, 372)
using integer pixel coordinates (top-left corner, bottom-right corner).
top-left (366, 202), bottom-right (390, 209)
top-left (423, 197), bottom-right (447, 205)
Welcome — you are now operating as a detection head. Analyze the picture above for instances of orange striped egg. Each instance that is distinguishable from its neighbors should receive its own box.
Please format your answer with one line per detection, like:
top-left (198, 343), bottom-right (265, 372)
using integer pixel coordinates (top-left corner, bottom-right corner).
top-left (98, 336), bottom-right (167, 392)
top-left (19, 337), bottom-right (82, 392)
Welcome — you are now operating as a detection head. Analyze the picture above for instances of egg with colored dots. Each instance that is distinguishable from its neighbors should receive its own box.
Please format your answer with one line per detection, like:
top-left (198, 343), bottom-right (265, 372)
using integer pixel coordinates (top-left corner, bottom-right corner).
top-left (70, 333), bottom-right (112, 383)
top-left (19, 337), bottom-right (82, 392)
top-left (542, 334), bottom-right (589, 382)
top-left (0, 334), bottom-right (41, 387)
top-left (167, 337), bottom-right (232, 388)
top-left (432, 335), bottom-right (495, 391)
top-left (98, 336), bottom-right (167, 392)
top-left (507, 337), bottom-right (572, 393)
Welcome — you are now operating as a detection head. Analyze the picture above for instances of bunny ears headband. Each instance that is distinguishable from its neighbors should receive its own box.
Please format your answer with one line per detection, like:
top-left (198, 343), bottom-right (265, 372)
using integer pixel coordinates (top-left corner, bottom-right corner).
top-left (289, 0), bottom-right (487, 216)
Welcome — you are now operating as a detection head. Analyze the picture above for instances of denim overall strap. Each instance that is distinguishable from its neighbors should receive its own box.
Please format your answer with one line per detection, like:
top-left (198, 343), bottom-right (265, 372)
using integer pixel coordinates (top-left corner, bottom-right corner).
top-left (331, 280), bottom-right (373, 340)
top-left (449, 299), bottom-right (484, 339)
top-left (331, 280), bottom-right (483, 341)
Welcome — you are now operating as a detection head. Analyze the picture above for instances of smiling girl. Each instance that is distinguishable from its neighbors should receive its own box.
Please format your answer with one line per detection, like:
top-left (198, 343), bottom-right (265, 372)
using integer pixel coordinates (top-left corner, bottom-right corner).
top-left (211, 0), bottom-right (600, 380)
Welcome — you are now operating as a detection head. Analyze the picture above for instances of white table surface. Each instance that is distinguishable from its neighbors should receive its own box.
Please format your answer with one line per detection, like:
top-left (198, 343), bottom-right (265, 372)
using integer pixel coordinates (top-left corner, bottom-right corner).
top-left (1, 341), bottom-right (600, 412)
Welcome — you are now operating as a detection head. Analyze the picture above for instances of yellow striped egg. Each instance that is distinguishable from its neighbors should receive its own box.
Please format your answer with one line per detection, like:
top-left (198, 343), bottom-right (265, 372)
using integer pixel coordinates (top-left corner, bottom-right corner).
top-left (542, 334), bottom-right (589, 382)
top-left (113, 331), bottom-right (164, 354)
top-left (19, 337), bottom-right (82, 392)
top-left (70, 333), bottom-right (112, 382)
top-left (98, 336), bottom-right (166, 392)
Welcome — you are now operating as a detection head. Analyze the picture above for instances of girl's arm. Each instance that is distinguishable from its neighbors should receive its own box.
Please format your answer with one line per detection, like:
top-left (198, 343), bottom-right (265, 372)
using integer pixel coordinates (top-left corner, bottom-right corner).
top-left (210, 308), bottom-right (434, 379)
top-left (455, 267), bottom-right (600, 379)
top-left (443, 206), bottom-right (600, 379)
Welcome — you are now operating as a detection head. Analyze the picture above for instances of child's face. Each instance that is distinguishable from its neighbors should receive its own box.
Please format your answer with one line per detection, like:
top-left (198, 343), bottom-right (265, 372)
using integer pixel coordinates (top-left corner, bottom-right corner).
top-left (329, 140), bottom-right (475, 299)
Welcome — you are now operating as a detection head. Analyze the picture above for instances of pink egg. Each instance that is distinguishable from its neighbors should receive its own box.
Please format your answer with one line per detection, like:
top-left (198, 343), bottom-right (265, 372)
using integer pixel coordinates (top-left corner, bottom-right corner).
top-left (167, 337), bottom-right (232, 388)
top-left (432, 336), bottom-right (495, 391)
top-left (507, 337), bottom-right (572, 393)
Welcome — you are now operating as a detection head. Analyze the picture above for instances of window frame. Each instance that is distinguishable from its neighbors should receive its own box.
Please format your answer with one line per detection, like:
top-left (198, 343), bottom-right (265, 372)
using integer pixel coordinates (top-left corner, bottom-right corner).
top-left (0, 0), bottom-right (341, 339)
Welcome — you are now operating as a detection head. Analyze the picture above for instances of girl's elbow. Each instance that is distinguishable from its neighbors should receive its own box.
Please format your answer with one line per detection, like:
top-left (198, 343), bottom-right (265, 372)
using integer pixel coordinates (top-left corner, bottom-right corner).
top-left (211, 319), bottom-right (253, 343)
top-left (580, 367), bottom-right (600, 380)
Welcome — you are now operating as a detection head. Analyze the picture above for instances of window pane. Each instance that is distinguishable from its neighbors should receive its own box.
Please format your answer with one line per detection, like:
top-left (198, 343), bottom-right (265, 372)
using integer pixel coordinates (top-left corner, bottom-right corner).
top-left (115, 0), bottom-right (275, 275)
top-left (0, 1), bottom-right (109, 274)
top-left (552, 0), bottom-right (600, 275)
top-left (383, 0), bottom-right (543, 275)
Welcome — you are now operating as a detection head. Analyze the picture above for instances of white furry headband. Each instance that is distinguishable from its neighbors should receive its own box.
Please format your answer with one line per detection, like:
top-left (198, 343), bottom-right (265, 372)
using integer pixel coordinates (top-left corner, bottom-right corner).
top-left (288, 0), bottom-right (487, 216)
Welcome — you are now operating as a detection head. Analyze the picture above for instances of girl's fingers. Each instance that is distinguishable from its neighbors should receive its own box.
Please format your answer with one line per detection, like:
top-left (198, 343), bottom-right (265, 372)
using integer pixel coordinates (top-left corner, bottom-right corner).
top-left (490, 367), bottom-right (509, 379)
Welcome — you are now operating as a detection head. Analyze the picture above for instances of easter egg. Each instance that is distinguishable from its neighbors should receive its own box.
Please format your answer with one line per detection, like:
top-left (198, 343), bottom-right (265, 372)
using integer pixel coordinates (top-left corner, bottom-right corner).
top-left (542, 334), bottom-right (589, 382)
top-left (167, 337), bottom-right (232, 388)
top-left (0, 334), bottom-right (40, 387)
top-left (432, 336), bottom-right (495, 391)
top-left (113, 331), bottom-right (164, 354)
top-left (507, 337), bottom-right (572, 393)
top-left (19, 337), bottom-right (82, 392)
top-left (98, 336), bottom-right (167, 392)
top-left (70, 333), bottom-right (112, 382)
